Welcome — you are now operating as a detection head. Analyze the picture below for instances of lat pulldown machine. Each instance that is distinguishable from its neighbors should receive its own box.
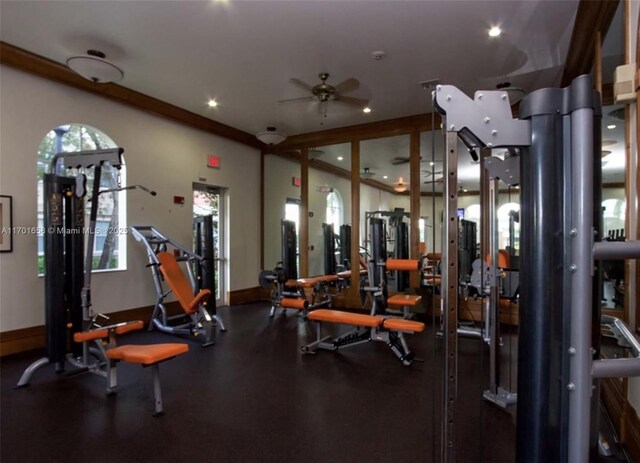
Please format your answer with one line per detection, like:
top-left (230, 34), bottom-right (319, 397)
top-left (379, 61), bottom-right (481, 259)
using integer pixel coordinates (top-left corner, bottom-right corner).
top-left (433, 75), bottom-right (640, 462)
top-left (16, 150), bottom-right (186, 415)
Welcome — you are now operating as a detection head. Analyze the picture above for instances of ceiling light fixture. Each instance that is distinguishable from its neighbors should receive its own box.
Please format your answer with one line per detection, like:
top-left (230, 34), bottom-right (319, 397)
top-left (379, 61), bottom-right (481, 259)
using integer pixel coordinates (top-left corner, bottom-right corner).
top-left (363, 107), bottom-right (372, 114)
top-left (337, 156), bottom-right (344, 161)
top-left (489, 26), bottom-right (502, 37)
top-left (607, 124), bottom-right (616, 129)
top-left (383, 175), bottom-right (388, 180)
top-left (208, 99), bottom-right (218, 108)
top-left (394, 177), bottom-right (408, 193)
top-left (66, 49), bottom-right (124, 83)
top-left (429, 161), bottom-right (435, 166)
top-left (256, 127), bottom-right (287, 145)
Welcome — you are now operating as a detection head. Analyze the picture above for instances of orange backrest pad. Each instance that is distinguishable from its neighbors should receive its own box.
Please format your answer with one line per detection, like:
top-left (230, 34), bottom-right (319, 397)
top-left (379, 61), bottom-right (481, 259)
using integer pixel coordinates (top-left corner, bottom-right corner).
top-left (485, 250), bottom-right (510, 269)
top-left (426, 252), bottom-right (441, 261)
top-left (157, 252), bottom-right (202, 314)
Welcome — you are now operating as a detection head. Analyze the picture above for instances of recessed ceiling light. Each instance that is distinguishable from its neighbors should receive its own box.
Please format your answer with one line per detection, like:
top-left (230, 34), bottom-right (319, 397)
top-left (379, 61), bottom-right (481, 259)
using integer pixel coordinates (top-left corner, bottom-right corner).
top-left (607, 124), bottom-right (616, 129)
top-left (207, 99), bottom-right (218, 108)
top-left (463, 189), bottom-right (468, 193)
top-left (489, 26), bottom-right (501, 37)
top-left (515, 185), bottom-right (520, 189)
top-left (337, 156), bottom-right (344, 161)
top-left (383, 175), bottom-right (389, 179)
top-left (429, 161), bottom-right (435, 166)
top-left (363, 107), bottom-right (372, 114)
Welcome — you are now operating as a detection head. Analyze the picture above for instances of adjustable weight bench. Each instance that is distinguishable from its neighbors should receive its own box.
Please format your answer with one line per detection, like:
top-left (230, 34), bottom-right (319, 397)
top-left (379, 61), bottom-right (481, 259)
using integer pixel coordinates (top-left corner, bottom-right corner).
top-left (73, 320), bottom-right (189, 416)
top-left (301, 309), bottom-right (425, 365)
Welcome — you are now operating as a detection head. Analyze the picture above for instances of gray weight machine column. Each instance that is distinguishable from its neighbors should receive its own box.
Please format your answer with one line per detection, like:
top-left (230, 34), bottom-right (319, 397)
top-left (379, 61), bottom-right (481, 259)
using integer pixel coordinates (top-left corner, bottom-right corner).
top-left (567, 107), bottom-right (594, 463)
top-left (517, 112), bottom-right (567, 463)
top-left (441, 131), bottom-right (459, 462)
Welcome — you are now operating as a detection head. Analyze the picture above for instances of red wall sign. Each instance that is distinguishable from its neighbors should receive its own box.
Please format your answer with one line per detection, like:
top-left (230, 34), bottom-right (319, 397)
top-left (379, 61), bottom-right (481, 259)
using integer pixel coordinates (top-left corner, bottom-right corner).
top-left (207, 155), bottom-right (221, 168)
top-left (292, 177), bottom-right (301, 187)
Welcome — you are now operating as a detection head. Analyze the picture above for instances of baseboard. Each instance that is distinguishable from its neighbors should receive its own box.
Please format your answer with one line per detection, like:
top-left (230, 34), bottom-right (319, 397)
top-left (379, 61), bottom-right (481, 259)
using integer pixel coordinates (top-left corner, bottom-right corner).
top-left (228, 286), bottom-right (270, 306)
top-left (622, 402), bottom-right (640, 463)
top-left (0, 301), bottom-right (182, 357)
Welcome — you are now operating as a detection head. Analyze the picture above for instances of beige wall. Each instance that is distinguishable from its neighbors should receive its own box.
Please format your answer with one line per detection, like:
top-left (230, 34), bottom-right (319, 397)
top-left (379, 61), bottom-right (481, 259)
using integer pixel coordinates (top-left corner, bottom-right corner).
top-left (0, 66), bottom-right (260, 331)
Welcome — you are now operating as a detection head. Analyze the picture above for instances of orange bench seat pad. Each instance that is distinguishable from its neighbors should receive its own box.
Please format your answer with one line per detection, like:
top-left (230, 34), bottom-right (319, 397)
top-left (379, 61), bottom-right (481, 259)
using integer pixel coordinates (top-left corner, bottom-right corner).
top-left (383, 318), bottom-right (425, 333)
top-left (386, 259), bottom-right (420, 271)
top-left (387, 294), bottom-right (422, 307)
top-left (296, 275), bottom-right (339, 287)
top-left (336, 269), bottom-right (368, 279)
top-left (107, 343), bottom-right (189, 365)
top-left (308, 309), bottom-right (383, 328)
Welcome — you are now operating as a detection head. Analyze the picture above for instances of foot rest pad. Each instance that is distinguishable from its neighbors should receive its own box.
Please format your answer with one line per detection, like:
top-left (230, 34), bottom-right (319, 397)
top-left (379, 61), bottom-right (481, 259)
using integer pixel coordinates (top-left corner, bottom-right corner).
top-left (308, 309), bottom-right (383, 328)
top-left (383, 318), bottom-right (425, 333)
top-left (281, 298), bottom-right (309, 310)
top-left (107, 343), bottom-right (189, 365)
top-left (387, 294), bottom-right (422, 307)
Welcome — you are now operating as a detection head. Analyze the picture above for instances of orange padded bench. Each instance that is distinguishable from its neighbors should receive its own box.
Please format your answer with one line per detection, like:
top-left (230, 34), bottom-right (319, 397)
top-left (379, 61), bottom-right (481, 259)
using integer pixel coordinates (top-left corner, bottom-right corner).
top-left (73, 320), bottom-right (189, 416)
top-left (303, 309), bottom-right (425, 365)
top-left (308, 309), bottom-right (383, 327)
top-left (387, 294), bottom-right (423, 318)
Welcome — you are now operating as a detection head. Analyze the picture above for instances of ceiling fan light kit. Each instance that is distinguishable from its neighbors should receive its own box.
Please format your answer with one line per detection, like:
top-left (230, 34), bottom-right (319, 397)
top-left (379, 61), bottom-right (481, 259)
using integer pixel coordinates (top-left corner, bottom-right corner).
top-left (256, 127), bottom-right (287, 145)
top-left (66, 49), bottom-right (124, 83)
top-left (279, 72), bottom-right (368, 117)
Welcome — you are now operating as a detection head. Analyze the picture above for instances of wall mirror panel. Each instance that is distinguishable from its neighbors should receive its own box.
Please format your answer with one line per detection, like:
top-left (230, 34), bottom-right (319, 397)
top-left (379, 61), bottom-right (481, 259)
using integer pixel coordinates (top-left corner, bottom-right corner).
top-left (263, 153), bottom-right (301, 278)
top-left (307, 143), bottom-right (352, 277)
top-left (601, 103), bottom-right (627, 309)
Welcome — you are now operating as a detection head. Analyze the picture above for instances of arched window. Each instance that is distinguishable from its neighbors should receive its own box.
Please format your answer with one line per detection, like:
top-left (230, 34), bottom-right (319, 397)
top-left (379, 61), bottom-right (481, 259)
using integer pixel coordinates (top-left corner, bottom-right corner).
top-left (497, 202), bottom-right (520, 252)
top-left (326, 189), bottom-right (343, 233)
top-left (602, 198), bottom-right (625, 236)
top-left (37, 124), bottom-right (126, 274)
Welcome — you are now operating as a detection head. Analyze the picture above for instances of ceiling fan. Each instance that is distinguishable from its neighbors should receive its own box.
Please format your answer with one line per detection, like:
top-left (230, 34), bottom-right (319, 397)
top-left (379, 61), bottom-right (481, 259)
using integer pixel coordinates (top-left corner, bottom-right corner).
top-left (391, 156), bottom-right (445, 166)
top-left (361, 167), bottom-right (376, 178)
top-left (279, 72), bottom-right (368, 116)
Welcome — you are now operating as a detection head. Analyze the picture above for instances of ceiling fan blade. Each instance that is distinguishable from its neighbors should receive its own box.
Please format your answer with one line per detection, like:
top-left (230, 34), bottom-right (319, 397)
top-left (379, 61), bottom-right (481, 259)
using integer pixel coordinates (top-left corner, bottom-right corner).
top-left (278, 96), bottom-right (315, 105)
top-left (391, 158), bottom-right (410, 165)
top-left (334, 95), bottom-right (369, 107)
top-left (289, 78), bottom-right (314, 92)
top-left (423, 178), bottom-right (444, 184)
top-left (334, 78), bottom-right (360, 94)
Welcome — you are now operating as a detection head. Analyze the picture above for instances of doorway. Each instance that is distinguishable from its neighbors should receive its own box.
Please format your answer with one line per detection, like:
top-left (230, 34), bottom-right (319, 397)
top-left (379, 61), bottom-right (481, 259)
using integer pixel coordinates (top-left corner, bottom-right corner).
top-left (193, 183), bottom-right (226, 307)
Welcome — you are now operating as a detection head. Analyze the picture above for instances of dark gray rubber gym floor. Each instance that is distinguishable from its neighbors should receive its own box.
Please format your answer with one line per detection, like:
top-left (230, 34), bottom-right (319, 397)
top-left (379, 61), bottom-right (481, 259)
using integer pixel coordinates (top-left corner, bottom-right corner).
top-left (0, 303), bottom-right (538, 462)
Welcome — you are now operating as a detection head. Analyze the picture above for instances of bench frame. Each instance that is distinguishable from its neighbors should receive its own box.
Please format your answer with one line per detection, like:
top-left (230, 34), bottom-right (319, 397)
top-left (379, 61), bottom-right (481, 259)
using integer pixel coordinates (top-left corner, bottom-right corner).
top-left (301, 317), bottom-right (420, 366)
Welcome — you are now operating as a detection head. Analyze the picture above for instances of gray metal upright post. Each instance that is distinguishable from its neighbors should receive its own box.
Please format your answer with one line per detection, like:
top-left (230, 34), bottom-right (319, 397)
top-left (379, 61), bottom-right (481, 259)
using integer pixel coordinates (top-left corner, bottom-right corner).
top-left (441, 132), bottom-right (459, 462)
top-left (567, 106), bottom-right (594, 463)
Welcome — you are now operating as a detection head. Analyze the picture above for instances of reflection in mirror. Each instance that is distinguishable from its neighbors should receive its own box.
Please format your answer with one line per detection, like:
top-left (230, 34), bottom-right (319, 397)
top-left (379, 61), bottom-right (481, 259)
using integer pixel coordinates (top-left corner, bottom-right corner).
top-left (263, 153), bottom-right (301, 278)
top-left (360, 135), bottom-right (413, 292)
top-left (601, 104), bottom-right (626, 309)
top-left (307, 143), bottom-right (352, 277)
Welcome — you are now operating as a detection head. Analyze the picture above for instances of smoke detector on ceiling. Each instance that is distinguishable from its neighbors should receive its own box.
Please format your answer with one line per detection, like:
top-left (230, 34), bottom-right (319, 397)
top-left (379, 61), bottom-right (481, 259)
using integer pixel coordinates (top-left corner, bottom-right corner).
top-left (66, 49), bottom-right (124, 84)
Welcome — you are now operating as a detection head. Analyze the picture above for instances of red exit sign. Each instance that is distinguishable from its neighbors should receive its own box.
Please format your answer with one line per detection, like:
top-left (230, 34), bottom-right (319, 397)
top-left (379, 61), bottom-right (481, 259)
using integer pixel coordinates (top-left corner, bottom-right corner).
top-left (292, 177), bottom-right (301, 187)
top-left (207, 155), bottom-right (220, 168)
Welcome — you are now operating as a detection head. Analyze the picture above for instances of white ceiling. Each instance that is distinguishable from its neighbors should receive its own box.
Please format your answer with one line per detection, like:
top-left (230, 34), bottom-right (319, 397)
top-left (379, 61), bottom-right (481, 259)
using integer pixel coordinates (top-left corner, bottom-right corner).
top-left (0, 0), bottom-right (579, 137)
top-left (4, 0), bottom-right (622, 188)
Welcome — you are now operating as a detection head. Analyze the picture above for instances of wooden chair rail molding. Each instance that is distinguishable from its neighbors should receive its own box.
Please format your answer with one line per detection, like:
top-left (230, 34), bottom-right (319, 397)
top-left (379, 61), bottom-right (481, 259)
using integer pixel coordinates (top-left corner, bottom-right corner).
top-left (0, 41), bottom-right (263, 149)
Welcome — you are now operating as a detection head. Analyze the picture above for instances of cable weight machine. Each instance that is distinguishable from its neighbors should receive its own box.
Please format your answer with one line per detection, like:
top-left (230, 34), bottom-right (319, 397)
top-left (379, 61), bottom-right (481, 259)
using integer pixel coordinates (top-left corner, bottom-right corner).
top-left (433, 75), bottom-right (640, 462)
